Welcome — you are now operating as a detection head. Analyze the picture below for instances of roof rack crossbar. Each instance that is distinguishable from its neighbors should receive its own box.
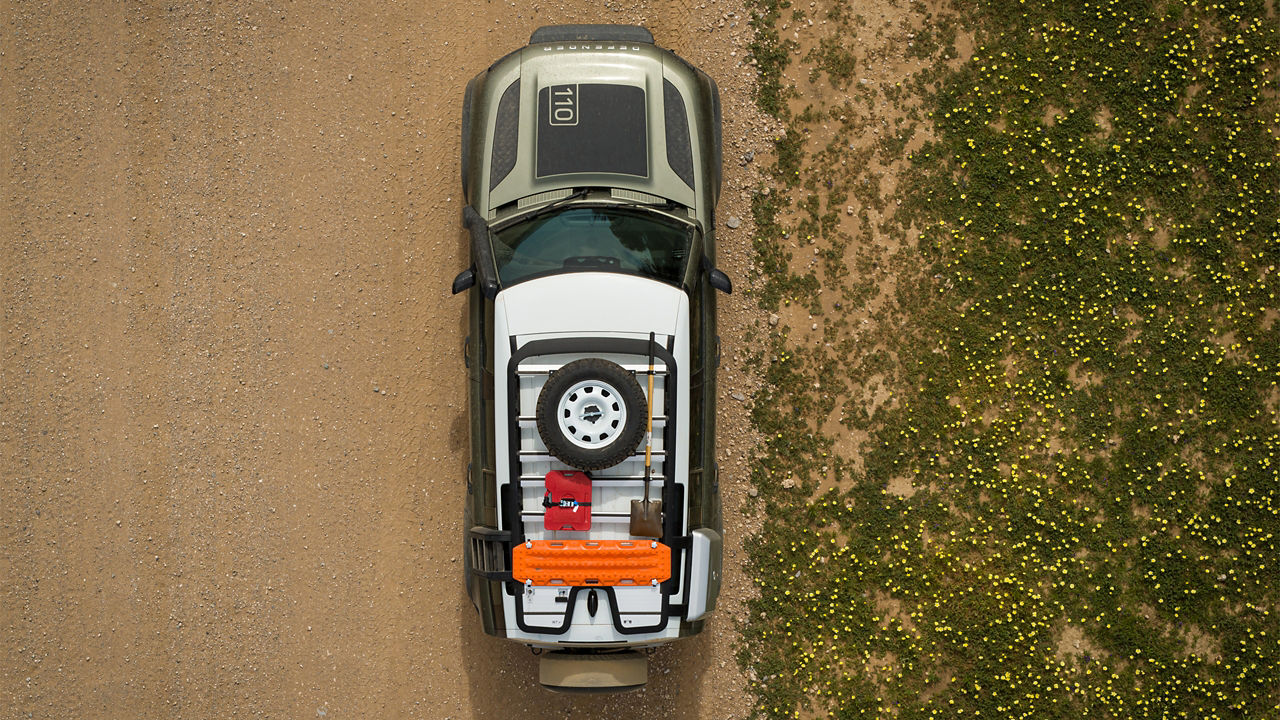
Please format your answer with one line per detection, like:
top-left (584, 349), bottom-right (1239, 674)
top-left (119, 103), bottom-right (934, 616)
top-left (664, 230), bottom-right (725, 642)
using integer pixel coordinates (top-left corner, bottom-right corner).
top-left (516, 365), bottom-right (670, 376)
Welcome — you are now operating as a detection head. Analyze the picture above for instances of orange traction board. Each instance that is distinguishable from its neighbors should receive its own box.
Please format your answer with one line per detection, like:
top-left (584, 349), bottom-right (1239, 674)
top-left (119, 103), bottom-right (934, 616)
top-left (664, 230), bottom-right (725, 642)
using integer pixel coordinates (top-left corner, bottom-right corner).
top-left (512, 539), bottom-right (671, 586)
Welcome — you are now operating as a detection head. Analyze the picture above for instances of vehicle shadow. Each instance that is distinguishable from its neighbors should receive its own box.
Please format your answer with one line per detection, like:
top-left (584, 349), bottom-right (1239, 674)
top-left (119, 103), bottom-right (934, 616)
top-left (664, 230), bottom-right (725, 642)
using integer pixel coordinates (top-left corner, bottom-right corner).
top-left (460, 586), bottom-right (711, 719)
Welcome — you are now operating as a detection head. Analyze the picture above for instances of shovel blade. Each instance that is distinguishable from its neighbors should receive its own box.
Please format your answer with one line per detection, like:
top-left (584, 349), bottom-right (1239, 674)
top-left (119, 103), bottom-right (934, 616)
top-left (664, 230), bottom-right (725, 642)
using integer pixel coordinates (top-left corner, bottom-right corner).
top-left (628, 500), bottom-right (663, 538)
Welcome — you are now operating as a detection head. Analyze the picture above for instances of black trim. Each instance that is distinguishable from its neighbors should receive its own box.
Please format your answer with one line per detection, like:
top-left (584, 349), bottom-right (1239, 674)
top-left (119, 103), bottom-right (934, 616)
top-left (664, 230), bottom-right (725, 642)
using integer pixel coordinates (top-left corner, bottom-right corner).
top-left (489, 79), bottom-right (521, 191)
top-left (663, 79), bottom-right (695, 190)
top-left (499, 479), bottom-right (523, 568)
top-left (529, 24), bottom-right (654, 45)
top-left (505, 336), bottom-right (688, 635)
top-left (709, 76), bottom-right (722, 201)
top-left (461, 75), bottom-right (476, 201)
top-left (463, 205), bottom-right (500, 299)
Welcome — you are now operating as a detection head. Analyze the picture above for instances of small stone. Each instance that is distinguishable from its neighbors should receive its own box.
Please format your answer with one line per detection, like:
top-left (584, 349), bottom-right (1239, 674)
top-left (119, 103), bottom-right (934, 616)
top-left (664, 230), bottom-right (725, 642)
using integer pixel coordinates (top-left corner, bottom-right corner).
top-left (743, 150), bottom-right (755, 163)
top-left (726, 216), bottom-right (741, 229)
top-left (748, 487), bottom-right (759, 498)
top-left (731, 392), bottom-right (746, 402)
top-left (846, 205), bottom-right (854, 215)
top-left (781, 478), bottom-right (796, 489)
top-left (768, 313), bottom-right (779, 326)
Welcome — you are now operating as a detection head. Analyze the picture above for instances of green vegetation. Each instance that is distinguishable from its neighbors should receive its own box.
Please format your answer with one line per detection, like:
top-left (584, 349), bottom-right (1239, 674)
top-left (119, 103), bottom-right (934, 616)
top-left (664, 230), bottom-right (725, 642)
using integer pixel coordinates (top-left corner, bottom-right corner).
top-left (806, 36), bottom-right (858, 88)
top-left (747, 0), bottom-right (799, 117)
top-left (740, 0), bottom-right (1280, 717)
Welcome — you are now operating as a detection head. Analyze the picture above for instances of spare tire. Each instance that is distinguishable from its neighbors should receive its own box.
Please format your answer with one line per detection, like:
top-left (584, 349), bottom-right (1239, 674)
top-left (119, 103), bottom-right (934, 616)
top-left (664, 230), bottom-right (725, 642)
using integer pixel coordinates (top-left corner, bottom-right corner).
top-left (536, 358), bottom-right (647, 471)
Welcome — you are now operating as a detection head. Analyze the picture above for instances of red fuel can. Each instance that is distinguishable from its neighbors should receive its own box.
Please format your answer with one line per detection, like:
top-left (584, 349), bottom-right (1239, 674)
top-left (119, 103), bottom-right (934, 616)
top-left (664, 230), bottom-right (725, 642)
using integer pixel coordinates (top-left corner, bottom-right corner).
top-left (542, 470), bottom-right (592, 531)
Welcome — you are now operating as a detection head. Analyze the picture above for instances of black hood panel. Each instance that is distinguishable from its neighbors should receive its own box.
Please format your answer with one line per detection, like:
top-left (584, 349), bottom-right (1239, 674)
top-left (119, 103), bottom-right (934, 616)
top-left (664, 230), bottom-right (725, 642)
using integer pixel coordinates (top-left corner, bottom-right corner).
top-left (536, 83), bottom-right (648, 179)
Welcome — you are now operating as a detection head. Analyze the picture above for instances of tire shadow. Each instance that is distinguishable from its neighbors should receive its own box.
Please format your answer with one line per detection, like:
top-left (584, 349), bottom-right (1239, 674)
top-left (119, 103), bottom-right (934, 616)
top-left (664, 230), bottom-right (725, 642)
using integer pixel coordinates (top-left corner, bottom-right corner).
top-left (460, 587), bottom-right (711, 719)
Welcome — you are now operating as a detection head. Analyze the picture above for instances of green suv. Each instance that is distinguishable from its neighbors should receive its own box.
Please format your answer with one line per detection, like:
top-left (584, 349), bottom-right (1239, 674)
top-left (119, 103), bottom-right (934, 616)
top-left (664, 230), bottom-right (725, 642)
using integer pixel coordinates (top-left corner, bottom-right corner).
top-left (451, 24), bottom-right (730, 692)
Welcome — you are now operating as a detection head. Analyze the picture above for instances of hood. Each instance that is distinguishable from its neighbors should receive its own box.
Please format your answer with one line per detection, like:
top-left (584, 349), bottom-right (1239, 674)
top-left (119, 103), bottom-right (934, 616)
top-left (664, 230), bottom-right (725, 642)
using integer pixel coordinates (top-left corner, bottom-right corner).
top-left (480, 42), bottom-right (707, 216)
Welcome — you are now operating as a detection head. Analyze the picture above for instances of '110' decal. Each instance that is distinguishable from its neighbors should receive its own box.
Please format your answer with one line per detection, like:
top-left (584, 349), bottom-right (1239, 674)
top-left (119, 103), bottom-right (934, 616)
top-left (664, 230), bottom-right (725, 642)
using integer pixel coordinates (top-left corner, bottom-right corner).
top-left (548, 84), bottom-right (578, 126)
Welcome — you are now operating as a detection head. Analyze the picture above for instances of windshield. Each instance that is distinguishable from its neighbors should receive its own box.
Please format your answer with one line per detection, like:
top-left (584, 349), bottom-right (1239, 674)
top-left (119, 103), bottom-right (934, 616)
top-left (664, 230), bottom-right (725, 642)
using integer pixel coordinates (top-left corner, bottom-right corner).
top-left (491, 206), bottom-right (693, 287)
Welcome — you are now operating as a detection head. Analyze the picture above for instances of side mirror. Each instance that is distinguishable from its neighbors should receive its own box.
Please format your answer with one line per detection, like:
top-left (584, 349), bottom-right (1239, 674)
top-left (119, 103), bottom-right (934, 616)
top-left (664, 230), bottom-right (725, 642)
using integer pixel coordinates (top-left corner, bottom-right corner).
top-left (708, 268), bottom-right (732, 294)
top-left (452, 267), bottom-right (476, 295)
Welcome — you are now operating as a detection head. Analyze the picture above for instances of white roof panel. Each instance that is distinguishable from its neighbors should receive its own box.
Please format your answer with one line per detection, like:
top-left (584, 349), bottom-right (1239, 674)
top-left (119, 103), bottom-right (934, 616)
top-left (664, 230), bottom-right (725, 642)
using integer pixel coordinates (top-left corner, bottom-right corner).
top-left (496, 272), bottom-right (683, 339)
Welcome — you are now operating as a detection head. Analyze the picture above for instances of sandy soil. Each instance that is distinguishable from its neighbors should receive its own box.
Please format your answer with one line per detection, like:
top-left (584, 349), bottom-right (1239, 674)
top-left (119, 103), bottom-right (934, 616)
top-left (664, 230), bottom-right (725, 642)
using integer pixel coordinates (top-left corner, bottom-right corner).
top-left (2, 1), bottom-right (771, 717)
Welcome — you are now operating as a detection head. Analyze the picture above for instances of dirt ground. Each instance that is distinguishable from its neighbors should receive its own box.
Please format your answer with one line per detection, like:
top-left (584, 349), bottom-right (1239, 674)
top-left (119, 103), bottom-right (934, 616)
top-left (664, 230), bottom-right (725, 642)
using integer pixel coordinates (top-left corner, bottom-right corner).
top-left (2, 1), bottom-right (772, 717)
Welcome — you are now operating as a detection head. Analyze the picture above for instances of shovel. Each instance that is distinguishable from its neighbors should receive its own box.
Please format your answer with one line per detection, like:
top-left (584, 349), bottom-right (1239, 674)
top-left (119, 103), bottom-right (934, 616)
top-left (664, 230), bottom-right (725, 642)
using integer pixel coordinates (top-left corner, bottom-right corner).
top-left (629, 333), bottom-right (663, 539)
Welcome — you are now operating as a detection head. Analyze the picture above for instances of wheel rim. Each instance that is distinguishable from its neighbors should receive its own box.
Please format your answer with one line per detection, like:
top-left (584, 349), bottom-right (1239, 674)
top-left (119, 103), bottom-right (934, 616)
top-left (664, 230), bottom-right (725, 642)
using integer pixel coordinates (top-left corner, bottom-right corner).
top-left (556, 379), bottom-right (628, 450)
